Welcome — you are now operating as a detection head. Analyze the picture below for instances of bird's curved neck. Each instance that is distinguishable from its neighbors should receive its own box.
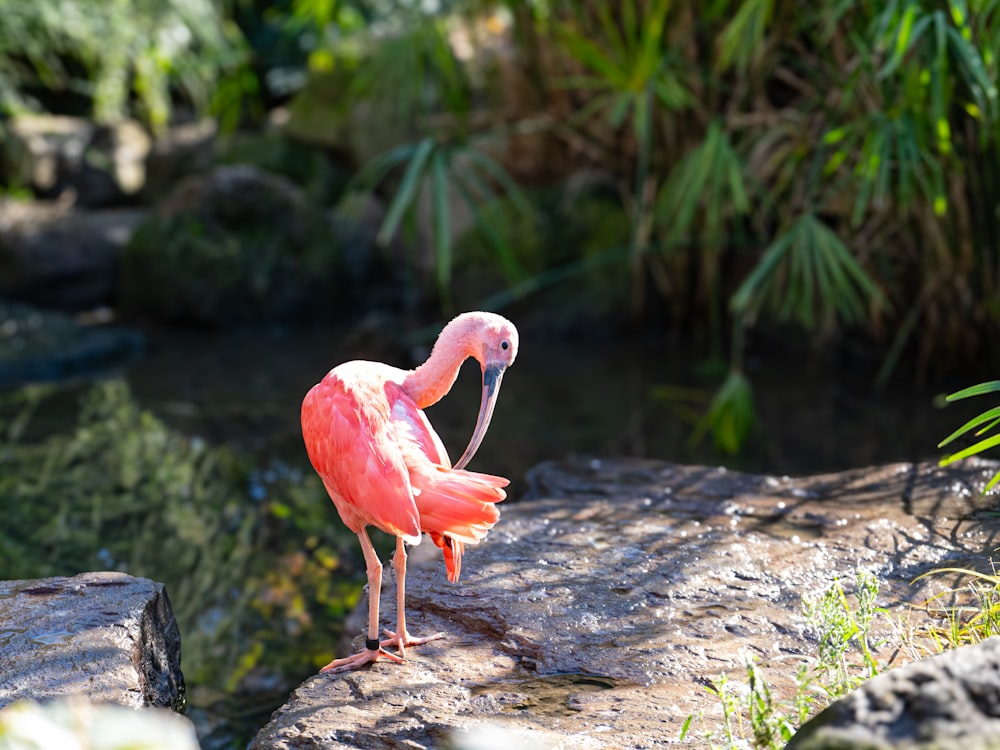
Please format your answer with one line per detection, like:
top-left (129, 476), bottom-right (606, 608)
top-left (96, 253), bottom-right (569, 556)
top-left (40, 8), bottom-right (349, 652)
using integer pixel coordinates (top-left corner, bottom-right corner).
top-left (403, 320), bottom-right (475, 409)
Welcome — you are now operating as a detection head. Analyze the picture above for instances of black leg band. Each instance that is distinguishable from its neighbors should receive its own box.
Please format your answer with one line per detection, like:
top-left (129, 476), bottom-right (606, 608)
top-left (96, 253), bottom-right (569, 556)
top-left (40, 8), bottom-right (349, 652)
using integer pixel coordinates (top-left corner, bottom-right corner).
top-left (366, 637), bottom-right (380, 651)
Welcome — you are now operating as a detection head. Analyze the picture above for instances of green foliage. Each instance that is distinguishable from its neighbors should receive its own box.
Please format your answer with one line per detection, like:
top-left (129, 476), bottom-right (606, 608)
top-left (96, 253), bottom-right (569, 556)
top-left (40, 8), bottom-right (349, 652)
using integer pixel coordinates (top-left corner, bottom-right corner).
top-left (0, 0), bottom-right (249, 132)
top-left (938, 380), bottom-right (1000, 492)
top-left (13, 0), bottom-right (1000, 452)
top-left (0, 382), bottom-right (363, 737)
top-left (801, 569), bottom-right (883, 698)
top-left (731, 213), bottom-right (886, 331)
top-left (689, 369), bottom-right (756, 456)
top-left (452, 185), bottom-right (633, 317)
top-left (121, 167), bottom-right (343, 325)
top-left (915, 565), bottom-right (1000, 650)
top-left (258, 1), bottom-right (1000, 401)
top-left (681, 568), bottom-right (886, 749)
top-left (353, 137), bottom-right (531, 307)
top-left (657, 121), bottom-right (750, 255)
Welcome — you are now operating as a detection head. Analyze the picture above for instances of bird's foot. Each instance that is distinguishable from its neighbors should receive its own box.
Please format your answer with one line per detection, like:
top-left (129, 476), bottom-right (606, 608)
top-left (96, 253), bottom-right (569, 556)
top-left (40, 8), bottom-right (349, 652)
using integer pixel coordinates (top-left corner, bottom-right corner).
top-left (319, 644), bottom-right (404, 674)
top-left (381, 628), bottom-right (444, 660)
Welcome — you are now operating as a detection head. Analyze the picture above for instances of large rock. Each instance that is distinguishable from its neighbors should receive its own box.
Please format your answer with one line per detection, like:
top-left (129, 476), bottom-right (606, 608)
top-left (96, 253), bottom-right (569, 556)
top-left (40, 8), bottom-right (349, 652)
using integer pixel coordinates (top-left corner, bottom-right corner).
top-left (787, 636), bottom-right (1000, 750)
top-left (0, 571), bottom-right (184, 710)
top-left (2, 114), bottom-right (152, 207)
top-left (0, 199), bottom-right (146, 309)
top-left (250, 458), bottom-right (1000, 749)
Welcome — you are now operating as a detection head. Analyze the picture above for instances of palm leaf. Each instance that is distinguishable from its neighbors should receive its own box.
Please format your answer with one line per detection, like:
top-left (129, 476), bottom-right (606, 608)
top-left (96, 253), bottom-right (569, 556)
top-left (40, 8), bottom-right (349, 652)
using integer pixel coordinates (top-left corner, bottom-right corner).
top-left (430, 149), bottom-right (451, 295)
top-left (718, 0), bottom-right (775, 70)
top-left (657, 120), bottom-right (749, 247)
top-left (938, 406), bottom-right (1000, 448)
top-left (732, 213), bottom-right (884, 329)
top-left (690, 369), bottom-right (756, 455)
top-left (376, 138), bottom-right (435, 246)
top-left (940, 433), bottom-right (1000, 465)
top-left (463, 149), bottom-right (533, 215)
top-left (946, 381), bottom-right (1000, 401)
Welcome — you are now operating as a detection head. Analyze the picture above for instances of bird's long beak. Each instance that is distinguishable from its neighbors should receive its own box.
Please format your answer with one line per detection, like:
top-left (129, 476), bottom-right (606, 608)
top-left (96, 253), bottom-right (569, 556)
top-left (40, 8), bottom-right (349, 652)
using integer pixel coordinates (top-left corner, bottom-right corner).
top-left (453, 363), bottom-right (505, 470)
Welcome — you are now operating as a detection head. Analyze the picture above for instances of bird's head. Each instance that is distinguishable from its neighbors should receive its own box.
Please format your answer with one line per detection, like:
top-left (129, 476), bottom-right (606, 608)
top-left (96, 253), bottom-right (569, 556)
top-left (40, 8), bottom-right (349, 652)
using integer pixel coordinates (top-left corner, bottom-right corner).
top-left (476, 314), bottom-right (519, 373)
top-left (452, 312), bottom-right (519, 471)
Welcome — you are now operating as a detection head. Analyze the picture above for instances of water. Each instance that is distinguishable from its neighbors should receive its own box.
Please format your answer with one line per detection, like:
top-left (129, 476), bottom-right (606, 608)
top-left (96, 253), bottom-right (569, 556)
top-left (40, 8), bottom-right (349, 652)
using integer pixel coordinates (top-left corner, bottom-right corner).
top-left (469, 672), bottom-right (627, 717)
top-left (123, 322), bottom-right (983, 484)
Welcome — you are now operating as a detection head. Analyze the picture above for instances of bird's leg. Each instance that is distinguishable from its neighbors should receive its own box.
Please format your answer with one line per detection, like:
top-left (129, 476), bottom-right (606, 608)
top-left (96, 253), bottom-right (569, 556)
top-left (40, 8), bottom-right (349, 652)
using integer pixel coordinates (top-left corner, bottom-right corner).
top-left (381, 536), bottom-right (444, 658)
top-left (320, 529), bottom-right (403, 674)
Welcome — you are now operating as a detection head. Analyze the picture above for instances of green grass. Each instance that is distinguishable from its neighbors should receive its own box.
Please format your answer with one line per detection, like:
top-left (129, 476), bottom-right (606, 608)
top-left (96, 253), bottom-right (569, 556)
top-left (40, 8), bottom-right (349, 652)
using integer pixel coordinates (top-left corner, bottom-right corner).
top-left (680, 568), bottom-right (887, 749)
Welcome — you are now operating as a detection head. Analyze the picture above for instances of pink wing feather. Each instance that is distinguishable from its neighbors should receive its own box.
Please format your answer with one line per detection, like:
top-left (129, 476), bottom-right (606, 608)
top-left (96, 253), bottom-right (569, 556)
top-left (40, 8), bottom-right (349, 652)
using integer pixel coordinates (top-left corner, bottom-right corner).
top-left (388, 384), bottom-right (508, 581)
top-left (301, 365), bottom-right (422, 544)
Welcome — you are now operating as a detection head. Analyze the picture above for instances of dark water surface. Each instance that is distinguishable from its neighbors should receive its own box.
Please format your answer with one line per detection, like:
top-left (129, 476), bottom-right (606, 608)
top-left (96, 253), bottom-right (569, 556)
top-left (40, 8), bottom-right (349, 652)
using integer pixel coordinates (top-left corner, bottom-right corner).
top-left (124, 323), bottom-right (980, 485)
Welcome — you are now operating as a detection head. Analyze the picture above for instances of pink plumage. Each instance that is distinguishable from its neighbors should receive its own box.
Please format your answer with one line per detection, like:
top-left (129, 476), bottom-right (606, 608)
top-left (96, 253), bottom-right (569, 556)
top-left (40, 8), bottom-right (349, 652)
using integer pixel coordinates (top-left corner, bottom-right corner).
top-left (301, 311), bottom-right (518, 673)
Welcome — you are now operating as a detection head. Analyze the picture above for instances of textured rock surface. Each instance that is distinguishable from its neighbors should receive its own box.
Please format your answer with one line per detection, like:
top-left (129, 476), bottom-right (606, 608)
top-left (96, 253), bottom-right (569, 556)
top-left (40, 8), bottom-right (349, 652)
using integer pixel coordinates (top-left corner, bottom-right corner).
top-left (787, 636), bottom-right (1000, 750)
top-left (0, 571), bottom-right (184, 710)
top-left (251, 458), bottom-right (1000, 749)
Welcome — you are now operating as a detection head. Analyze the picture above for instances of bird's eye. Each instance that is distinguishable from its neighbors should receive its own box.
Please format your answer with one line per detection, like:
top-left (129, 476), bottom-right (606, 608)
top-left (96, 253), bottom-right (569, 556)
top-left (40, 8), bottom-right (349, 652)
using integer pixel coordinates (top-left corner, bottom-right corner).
top-left (501, 340), bottom-right (510, 351)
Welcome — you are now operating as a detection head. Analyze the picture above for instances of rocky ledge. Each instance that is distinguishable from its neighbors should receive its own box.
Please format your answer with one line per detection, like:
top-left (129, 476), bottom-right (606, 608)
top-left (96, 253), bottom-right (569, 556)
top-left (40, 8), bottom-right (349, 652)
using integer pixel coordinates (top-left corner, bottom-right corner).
top-left (0, 571), bottom-right (185, 710)
top-left (251, 458), bottom-right (1000, 749)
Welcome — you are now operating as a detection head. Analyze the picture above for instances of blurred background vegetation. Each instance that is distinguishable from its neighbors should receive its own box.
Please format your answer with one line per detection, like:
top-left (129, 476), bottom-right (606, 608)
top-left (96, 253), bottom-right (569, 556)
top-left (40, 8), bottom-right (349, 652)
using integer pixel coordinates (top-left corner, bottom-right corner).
top-left (3, 0), bottom-right (1000, 746)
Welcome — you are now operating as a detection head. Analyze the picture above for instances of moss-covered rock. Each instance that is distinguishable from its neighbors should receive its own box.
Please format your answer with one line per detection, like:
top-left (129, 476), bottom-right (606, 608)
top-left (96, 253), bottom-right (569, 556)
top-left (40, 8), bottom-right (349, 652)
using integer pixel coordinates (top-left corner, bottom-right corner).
top-left (120, 165), bottom-right (344, 325)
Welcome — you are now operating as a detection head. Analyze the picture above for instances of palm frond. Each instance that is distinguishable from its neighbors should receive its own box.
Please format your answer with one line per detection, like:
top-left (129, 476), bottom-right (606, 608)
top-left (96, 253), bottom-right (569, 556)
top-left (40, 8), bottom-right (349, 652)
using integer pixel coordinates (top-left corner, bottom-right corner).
top-left (657, 120), bottom-right (750, 249)
top-left (731, 213), bottom-right (885, 330)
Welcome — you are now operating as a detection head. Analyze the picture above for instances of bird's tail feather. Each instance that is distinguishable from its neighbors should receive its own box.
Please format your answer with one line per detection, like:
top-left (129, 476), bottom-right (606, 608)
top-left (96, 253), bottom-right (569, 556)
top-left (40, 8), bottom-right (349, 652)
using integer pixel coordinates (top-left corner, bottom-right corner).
top-left (430, 532), bottom-right (464, 583)
top-left (413, 468), bottom-right (506, 543)
top-left (413, 467), bottom-right (507, 582)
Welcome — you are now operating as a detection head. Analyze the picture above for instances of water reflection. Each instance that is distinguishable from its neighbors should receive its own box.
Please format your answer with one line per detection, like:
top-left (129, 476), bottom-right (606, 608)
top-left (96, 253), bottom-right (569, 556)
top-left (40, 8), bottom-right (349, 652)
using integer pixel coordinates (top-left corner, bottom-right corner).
top-left (125, 323), bottom-right (981, 483)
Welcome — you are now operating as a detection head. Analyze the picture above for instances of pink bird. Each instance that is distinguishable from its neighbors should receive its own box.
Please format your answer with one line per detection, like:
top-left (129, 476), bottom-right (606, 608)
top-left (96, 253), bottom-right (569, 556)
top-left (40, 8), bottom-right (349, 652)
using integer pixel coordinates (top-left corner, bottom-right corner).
top-left (301, 311), bottom-right (519, 673)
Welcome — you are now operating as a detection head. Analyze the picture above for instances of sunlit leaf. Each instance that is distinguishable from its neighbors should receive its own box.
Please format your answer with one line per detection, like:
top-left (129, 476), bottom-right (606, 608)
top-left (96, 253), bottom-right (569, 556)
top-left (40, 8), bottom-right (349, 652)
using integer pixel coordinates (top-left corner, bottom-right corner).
top-left (941, 433), bottom-right (1000, 465)
top-left (947, 380), bottom-right (1000, 401)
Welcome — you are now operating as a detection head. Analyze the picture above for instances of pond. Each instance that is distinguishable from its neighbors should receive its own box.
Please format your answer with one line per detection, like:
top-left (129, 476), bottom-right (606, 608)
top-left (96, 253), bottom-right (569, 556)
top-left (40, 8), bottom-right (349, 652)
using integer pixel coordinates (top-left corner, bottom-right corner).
top-left (126, 321), bottom-right (978, 484)
top-left (2, 316), bottom-right (987, 748)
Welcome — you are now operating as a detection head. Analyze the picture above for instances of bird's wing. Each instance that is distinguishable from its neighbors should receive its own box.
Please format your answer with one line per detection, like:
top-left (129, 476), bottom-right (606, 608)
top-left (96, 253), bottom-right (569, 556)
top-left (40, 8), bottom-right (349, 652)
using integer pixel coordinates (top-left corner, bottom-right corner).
top-left (387, 384), bottom-right (452, 469)
top-left (301, 368), bottom-right (422, 544)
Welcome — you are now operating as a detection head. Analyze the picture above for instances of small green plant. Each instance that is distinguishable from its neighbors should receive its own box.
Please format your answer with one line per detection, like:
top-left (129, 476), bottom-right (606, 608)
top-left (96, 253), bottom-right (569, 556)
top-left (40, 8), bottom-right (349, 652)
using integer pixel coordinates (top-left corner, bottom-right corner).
top-left (914, 564), bottom-right (1000, 651)
top-left (938, 379), bottom-right (1000, 492)
top-left (919, 382), bottom-right (1000, 648)
top-left (681, 568), bottom-right (886, 749)
top-left (802, 569), bottom-right (883, 698)
top-left (0, 0), bottom-right (250, 132)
